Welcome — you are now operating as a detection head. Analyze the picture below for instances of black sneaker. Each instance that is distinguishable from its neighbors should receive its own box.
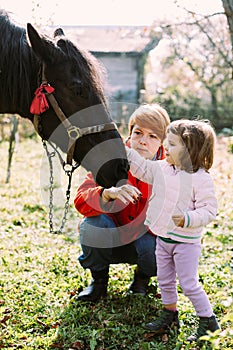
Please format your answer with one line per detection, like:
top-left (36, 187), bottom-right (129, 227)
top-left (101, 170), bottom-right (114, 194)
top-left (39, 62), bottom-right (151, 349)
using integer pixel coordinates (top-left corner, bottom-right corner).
top-left (77, 279), bottom-right (108, 302)
top-left (187, 314), bottom-right (220, 342)
top-left (77, 268), bottom-right (109, 303)
top-left (145, 308), bottom-right (180, 335)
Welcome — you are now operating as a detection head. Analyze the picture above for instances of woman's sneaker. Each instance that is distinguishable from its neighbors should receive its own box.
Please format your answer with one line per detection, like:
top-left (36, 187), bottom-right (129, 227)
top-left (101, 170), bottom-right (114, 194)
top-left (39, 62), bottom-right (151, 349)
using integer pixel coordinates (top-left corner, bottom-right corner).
top-left (144, 308), bottom-right (180, 335)
top-left (187, 314), bottom-right (220, 342)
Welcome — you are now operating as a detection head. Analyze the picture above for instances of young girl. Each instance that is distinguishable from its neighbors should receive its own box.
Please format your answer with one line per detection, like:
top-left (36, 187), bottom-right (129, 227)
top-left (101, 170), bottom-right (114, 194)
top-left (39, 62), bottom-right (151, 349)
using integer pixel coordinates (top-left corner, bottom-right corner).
top-left (126, 119), bottom-right (220, 341)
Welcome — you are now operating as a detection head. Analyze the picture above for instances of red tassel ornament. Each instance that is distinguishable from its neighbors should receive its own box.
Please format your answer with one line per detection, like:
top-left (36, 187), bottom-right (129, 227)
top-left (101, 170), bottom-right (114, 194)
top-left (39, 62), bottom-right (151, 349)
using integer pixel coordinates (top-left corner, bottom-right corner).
top-left (30, 84), bottom-right (55, 114)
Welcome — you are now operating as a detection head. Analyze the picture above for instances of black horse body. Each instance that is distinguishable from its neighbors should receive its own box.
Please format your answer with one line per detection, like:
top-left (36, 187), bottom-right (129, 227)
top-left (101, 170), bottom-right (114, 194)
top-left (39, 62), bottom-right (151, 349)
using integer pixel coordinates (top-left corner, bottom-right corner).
top-left (0, 10), bottom-right (129, 187)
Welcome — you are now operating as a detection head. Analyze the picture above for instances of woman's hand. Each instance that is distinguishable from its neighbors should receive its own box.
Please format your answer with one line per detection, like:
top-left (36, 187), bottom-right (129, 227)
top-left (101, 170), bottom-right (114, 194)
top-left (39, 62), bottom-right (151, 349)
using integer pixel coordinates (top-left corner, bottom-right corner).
top-left (101, 184), bottom-right (142, 205)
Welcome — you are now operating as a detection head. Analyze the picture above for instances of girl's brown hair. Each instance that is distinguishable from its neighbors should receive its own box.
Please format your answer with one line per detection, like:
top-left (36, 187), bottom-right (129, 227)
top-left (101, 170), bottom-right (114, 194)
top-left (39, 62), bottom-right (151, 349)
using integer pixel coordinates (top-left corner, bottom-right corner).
top-left (167, 119), bottom-right (216, 173)
top-left (128, 104), bottom-right (170, 142)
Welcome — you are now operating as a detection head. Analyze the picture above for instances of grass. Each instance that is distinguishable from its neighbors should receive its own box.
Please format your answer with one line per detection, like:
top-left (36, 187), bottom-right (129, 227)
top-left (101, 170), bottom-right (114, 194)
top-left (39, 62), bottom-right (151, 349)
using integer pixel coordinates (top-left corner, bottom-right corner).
top-left (0, 135), bottom-right (233, 349)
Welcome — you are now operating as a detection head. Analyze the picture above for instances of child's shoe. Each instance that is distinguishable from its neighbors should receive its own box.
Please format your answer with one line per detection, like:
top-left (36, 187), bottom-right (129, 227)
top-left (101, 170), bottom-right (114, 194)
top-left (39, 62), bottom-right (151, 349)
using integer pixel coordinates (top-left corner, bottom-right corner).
top-left (187, 314), bottom-right (220, 342)
top-left (144, 308), bottom-right (179, 335)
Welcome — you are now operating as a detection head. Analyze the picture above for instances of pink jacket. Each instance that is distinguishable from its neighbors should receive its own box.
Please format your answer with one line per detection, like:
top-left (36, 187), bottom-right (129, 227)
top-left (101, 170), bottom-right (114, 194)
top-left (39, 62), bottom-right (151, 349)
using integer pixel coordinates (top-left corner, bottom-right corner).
top-left (127, 147), bottom-right (218, 243)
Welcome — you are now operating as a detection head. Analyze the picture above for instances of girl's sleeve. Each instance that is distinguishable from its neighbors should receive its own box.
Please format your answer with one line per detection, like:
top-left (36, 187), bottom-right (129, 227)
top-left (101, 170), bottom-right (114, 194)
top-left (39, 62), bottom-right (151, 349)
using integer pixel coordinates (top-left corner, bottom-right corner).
top-left (126, 147), bottom-right (156, 184)
top-left (184, 173), bottom-right (218, 228)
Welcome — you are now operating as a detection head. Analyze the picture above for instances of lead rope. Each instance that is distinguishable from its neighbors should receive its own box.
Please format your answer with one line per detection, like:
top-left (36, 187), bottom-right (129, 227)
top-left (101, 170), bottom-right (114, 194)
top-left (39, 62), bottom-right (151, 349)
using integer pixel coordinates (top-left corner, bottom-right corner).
top-left (42, 139), bottom-right (78, 234)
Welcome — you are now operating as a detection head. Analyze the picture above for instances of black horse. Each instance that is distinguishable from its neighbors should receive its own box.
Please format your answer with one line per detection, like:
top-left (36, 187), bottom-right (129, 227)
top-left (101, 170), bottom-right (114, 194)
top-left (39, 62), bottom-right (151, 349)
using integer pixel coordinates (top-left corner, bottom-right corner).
top-left (0, 10), bottom-right (129, 187)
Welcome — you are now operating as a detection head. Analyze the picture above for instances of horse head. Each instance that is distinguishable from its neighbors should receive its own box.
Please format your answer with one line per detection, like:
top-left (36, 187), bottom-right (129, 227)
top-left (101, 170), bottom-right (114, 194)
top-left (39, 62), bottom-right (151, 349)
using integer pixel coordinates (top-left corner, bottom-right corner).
top-left (27, 23), bottom-right (129, 188)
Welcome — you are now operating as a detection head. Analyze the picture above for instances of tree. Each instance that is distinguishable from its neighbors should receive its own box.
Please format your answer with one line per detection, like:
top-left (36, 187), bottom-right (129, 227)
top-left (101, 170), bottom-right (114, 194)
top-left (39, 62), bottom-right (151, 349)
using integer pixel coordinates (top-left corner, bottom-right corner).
top-left (222, 0), bottom-right (233, 56)
top-left (148, 11), bottom-right (232, 130)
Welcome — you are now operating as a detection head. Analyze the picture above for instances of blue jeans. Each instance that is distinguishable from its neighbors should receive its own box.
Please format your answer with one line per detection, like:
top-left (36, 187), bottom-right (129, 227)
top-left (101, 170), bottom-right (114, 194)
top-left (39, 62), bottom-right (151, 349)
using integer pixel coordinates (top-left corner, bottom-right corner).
top-left (78, 214), bottom-right (157, 277)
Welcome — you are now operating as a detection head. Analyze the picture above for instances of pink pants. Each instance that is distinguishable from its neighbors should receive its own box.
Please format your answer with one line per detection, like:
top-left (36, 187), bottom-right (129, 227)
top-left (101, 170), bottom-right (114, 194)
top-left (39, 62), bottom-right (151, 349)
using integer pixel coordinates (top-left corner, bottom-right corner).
top-left (156, 237), bottom-right (213, 317)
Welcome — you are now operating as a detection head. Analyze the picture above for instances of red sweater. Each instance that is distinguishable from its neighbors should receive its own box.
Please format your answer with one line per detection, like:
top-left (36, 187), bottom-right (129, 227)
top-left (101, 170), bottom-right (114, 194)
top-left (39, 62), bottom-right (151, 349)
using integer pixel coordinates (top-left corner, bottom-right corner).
top-left (74, 146), bottom-right (165, 244)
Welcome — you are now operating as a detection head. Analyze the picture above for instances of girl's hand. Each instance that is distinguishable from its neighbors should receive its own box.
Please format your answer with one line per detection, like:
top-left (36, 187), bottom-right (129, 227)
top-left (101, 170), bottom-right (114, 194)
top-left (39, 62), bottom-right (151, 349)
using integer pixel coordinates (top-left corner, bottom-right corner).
top-left (172, 214), bottom-right (185, 227)
top-left (101, 185), bottom-right (142, 205)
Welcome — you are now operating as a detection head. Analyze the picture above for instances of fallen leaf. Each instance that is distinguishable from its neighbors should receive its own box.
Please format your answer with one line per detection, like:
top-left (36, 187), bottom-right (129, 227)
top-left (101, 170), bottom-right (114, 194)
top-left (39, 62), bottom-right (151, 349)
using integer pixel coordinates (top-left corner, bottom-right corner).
top-left (70, 340), bottom-right (83, 349)
top-left (143, 332), bottom-right (157, 339)
top-left (161, 333), bottom-right (168, 342)
top-left (0, 315), bottom-right (11, 325)
top-left (50, 342), bottom-right (64, 349)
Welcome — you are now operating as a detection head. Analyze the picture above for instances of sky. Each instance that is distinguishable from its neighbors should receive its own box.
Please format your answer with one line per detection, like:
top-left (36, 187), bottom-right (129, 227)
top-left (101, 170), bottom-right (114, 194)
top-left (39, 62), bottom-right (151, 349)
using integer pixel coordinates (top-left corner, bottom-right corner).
top-left (0, 0), bottom-right (223, 26)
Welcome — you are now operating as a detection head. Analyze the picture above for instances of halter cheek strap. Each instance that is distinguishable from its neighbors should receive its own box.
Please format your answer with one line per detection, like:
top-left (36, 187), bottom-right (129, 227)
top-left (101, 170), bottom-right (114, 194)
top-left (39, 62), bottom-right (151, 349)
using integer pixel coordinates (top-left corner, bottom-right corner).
top-left (31, 64), bottom-right (117, 167)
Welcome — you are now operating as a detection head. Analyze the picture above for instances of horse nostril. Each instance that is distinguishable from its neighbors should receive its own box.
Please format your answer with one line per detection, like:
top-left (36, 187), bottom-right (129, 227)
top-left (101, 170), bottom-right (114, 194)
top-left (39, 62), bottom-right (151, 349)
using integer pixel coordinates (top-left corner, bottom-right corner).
top-left (115, 159), bottom-right (129, 185)
top-left (126, 160), bottom-right (130, 172)
top-left (123, 159), bottom-right (130, 174)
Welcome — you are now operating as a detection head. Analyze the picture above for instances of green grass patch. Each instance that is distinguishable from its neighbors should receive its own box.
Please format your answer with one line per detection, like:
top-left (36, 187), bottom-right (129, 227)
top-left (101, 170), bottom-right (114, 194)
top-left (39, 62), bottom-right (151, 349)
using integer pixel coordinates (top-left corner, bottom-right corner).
top-left (0, 138), bottom-right (232, 349)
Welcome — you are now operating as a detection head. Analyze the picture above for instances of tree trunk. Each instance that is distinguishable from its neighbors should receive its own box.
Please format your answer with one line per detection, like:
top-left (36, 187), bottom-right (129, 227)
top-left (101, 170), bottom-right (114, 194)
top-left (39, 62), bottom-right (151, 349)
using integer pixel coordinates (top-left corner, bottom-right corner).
top-left (222, 0), bottom-right (233, 60)
top-left (210, 89), bottom-right (221, 130)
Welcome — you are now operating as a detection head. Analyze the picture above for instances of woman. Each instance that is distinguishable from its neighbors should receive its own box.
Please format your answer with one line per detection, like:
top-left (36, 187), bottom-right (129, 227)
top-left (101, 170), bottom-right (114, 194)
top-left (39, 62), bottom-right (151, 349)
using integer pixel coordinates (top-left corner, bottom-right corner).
top-left (74, 104), bottom-right (170, 302)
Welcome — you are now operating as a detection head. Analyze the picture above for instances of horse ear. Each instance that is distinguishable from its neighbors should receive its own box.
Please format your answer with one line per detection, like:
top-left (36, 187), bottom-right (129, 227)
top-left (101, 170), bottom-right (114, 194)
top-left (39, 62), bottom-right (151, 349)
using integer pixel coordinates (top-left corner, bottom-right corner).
top-left (54, 28), bottom-right (65, 38)
top-left (54, 28), bottom-right (66, 47)
top-left (27, 23), bottom-right (60, 63)
top-left (27, 23), bottom-right (46, 59)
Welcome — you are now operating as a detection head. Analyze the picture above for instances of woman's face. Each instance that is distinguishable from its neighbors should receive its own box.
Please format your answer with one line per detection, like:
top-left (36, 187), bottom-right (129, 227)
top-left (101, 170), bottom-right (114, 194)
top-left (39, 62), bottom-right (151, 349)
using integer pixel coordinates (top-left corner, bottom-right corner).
top-left (129, 124), bottom-right (161, 159)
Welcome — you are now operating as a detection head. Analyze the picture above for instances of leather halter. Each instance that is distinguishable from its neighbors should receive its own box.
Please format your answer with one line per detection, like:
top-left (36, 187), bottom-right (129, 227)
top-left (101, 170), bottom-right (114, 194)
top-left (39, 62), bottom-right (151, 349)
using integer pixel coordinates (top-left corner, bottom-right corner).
top-left (32, 64), bottom-right (117, 168)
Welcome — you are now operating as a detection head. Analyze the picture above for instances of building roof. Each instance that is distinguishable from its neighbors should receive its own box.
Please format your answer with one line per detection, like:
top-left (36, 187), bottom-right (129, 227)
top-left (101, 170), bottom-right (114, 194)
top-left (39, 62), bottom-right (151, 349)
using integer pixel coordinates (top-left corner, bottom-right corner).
top-left (51, 25), bottom-right (160, 55)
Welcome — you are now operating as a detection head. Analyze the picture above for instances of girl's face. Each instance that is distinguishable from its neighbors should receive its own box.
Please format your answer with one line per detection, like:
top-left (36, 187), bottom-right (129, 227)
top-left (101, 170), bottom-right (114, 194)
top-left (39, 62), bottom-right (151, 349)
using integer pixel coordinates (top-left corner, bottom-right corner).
top-left (165, 132), bottom-right (185, 167)
top-left (130, 124), bottom-right (161, 159)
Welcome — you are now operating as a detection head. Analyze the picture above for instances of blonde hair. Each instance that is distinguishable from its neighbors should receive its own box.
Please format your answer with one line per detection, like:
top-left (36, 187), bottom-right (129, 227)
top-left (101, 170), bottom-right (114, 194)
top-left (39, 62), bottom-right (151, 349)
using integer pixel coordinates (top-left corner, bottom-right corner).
top-left (128, 104), bottom-right (170, 142)
top-left (167, 119), bottom-right (216, 172)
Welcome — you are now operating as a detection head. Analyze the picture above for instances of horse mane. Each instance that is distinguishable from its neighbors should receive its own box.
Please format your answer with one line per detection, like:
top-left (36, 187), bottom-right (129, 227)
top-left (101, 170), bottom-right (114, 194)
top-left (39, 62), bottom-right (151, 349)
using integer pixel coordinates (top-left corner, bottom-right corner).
top-left (0, 10), bottom-right (37, 109)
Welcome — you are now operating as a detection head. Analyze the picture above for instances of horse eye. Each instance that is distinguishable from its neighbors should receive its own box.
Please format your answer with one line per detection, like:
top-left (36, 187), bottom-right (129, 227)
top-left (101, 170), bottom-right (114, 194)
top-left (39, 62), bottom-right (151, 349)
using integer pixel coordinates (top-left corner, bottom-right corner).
top-left (69, 81), bottom-right (83, 96)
